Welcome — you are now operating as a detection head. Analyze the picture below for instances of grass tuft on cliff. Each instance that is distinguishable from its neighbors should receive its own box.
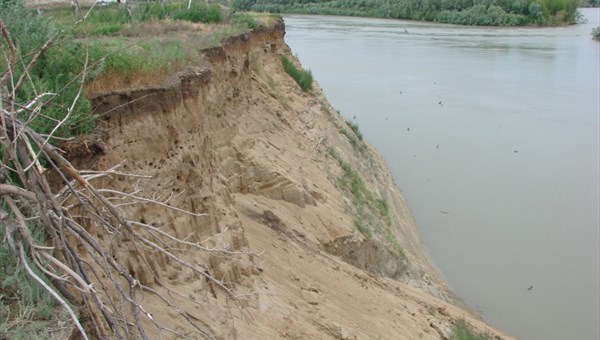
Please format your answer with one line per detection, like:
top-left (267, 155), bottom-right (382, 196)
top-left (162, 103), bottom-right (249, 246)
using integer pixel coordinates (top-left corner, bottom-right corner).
top-left (451, 319), bottom-right (491, 340)
top-left (327, 146), bottom-right (401, 253)
top-left (340, 119), bottom-right (366, 152)
top-left (281, 56), bottom-right (313, 91)
top-left (0, 226), bottom-right (66, 339)
top-left (593, 26), bottom-right (600, 40)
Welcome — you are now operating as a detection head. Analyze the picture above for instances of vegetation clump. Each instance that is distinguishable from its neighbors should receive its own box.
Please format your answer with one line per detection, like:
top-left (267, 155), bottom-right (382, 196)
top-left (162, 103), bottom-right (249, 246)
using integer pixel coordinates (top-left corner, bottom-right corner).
top-left (281, 55), bottom-right (313, 91)
top-left (592, 26), bottom-right (600, 40)
top-left (0, 5), bottom-right (271, 337)
top-left (327, 147), bottom-right (401, 253)
top-left (234, 0), bottom-right (583, 26)
top-left (233, 12), bottom-right (260, 29)
top-left (0, 1), bottom-right (231, 138)
top-left (0, 3), bottom-right (93, 137)
top-left (340, 119), bottom-right (366, 152)
top-left (451, 319), bottom-right (491, 340)
top-left (0, 227), bottom-right (63, 339)
top-left (1, 1), bottom-right (286, 136)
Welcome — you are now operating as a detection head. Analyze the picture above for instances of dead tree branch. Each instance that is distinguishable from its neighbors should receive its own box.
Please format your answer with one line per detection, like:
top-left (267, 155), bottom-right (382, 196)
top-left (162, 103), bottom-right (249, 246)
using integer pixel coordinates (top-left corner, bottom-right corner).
top-left (1, 15), bottom-right (256, 339)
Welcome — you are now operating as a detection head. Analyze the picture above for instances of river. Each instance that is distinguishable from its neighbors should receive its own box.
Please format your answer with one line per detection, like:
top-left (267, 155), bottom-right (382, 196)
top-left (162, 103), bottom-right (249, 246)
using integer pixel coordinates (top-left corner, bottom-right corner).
top-left (283, 9), bottom-right (600, 340)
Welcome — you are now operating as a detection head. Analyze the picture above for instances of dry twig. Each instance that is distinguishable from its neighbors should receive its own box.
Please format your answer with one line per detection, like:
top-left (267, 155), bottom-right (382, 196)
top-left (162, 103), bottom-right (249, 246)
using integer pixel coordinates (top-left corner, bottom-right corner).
top-left (1, 12), bottom-right (254, 339)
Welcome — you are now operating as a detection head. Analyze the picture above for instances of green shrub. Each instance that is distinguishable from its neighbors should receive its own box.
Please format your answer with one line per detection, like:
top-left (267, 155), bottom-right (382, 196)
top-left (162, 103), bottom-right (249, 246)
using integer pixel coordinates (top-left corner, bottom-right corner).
top-left (139, 3), bottom-right (168, 21)
top-left (172, 4), bottom-right (221, 23)
top-left (281, 56), bottom-right (313, 91)
top-left (236, 0), bottom-right (580, 26)
top-left (1, 3), bottom-right (94, 138)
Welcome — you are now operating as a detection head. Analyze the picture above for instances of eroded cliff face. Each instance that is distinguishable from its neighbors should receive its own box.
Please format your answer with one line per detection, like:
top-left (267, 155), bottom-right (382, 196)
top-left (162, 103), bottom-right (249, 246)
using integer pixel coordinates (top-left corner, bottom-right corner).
top-left (85, 20), bottom-right (512, 339)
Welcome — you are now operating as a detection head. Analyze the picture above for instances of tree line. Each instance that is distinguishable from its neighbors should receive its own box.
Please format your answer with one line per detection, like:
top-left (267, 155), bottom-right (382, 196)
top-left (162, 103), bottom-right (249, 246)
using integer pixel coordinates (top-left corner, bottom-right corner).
top-left (233, 0), bottom-right (583, 25)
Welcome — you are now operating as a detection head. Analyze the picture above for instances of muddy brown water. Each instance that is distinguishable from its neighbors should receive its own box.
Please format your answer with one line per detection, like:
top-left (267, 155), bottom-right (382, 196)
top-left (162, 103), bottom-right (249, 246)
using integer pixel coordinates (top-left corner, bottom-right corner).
top-left (284, 9), bottom-right (600, 340)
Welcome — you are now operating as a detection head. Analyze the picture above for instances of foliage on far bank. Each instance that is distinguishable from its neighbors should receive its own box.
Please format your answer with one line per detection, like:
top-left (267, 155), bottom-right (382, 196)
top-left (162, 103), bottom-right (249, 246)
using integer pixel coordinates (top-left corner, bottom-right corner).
top-left (581, 0), bottom-right (600, 6)
top-left (234, 0), bottom-right (583, 26)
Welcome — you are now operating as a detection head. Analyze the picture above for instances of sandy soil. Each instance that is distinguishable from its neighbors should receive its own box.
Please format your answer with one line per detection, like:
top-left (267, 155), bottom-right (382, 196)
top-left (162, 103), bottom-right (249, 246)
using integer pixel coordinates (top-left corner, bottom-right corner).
top-left (67, 18), bottom-right (516, 339)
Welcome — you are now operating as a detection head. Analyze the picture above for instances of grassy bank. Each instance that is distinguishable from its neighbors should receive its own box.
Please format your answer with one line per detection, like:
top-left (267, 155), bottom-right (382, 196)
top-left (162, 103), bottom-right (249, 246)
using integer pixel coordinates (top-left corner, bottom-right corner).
top-left (0, 2), bottom-right (273, 138)
top-left (0, 3), bottom-right (274, 336)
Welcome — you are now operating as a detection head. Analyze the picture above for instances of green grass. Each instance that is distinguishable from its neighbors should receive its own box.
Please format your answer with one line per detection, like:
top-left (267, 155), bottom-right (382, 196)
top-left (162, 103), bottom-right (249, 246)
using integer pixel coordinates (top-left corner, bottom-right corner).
top-left (1, 4), bottom-right (94, 138)
top-left (0, 226), bottom-right (63, 339)
top-left (171, 4), bottom-right (221, 23)
top-left (233, 12), bottom-right (259, 29)
top-left (340, 128), bottom-right (366, 152)
top-left (327, 146), bottom-right (401, 252)
top-left (593, 26), bottom-right (600, 40)
top-left (340, 119), bottom-right (365, 152)
top-left (46, 2), bottom-right (222, 37)
top-left (450, 319), bottom-right (491, 340)
top-left (2, 2), bottom-right (217, 138)
top-left (89, 23), bottom-right (124, 35)
top-left (281, 56), bottom-right (313, 91)
top-left (346, 120), bottom-right (363, 141)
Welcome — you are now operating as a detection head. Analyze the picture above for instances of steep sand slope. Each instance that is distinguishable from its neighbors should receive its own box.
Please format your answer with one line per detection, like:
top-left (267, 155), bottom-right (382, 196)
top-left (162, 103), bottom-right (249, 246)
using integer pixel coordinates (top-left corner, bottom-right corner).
top-left (85, 20), bottom-right (514, 339)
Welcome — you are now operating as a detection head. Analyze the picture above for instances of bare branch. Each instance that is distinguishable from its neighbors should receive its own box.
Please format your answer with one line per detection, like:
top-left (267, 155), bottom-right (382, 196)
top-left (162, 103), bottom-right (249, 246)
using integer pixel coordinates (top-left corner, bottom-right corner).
top-left (1, 8), bottom-right (258, 339)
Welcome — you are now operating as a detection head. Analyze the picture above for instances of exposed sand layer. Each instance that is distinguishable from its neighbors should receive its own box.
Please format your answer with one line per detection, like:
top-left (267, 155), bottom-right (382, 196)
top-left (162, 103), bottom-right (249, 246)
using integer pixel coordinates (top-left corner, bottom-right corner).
top-left (74, 19), bottom-right (514, 339)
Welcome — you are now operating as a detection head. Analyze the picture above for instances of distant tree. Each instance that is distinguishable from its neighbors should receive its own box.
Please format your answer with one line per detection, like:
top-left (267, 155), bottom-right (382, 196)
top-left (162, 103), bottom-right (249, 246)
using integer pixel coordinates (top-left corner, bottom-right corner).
top-left (233, 0), bottom-right (583, 25)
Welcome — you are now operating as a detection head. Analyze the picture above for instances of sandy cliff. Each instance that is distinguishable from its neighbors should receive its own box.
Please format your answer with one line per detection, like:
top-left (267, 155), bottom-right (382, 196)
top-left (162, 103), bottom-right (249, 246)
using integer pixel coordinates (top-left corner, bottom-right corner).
top-left (83, 19), bottom-right (513, 339)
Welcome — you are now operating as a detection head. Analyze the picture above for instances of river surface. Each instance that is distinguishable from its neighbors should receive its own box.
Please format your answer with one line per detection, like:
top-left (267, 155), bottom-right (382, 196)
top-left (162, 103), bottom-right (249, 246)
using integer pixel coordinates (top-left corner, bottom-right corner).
top-left (284, 9), bottom-right (599, 340)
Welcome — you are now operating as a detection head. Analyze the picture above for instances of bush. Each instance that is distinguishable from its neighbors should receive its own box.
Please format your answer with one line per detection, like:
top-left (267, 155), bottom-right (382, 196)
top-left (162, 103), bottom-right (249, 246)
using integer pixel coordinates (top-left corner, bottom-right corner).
top-left (0, 3), bottom-right (94, 137)
top-left (172, 4), bottom-right (221, 23)
top-left (281, 56), bottom-right (313, 91)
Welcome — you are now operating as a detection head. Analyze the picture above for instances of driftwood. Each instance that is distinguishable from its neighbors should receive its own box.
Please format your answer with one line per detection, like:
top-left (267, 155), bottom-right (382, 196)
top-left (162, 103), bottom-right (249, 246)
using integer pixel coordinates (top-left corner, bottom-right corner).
top-left (1, 9), bottom-right (253, 339)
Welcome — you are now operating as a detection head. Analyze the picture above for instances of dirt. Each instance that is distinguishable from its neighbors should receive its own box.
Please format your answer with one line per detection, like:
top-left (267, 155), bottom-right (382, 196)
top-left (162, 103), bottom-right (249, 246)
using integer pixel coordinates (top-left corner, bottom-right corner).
top-left (80, 19), bottom-right (515, 339)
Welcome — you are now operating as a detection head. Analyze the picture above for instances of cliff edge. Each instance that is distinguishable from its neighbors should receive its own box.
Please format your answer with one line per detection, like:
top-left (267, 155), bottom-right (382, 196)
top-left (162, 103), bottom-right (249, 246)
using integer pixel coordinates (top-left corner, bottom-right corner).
top-left (83, 19), bottom-right (513, 339)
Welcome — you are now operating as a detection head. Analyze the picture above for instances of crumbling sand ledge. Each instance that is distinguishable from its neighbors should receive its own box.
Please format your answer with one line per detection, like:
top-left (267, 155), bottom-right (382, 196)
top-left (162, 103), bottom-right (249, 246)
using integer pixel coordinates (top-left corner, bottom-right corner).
top-left (85, 19), bottom-right (514, 339)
